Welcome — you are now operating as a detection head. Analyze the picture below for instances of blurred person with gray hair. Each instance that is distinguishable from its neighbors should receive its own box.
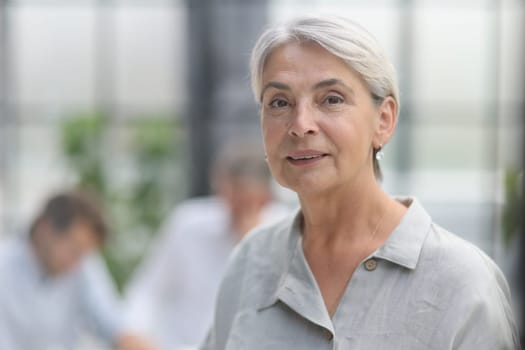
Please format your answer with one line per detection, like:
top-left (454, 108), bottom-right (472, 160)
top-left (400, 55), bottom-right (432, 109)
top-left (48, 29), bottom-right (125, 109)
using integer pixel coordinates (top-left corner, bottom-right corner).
top-left (200, 16), bottom-right (519, 350)
top-left (124, 141), bottom-right (289, 350)
top-left (0, 191), bottom-right (156, 350)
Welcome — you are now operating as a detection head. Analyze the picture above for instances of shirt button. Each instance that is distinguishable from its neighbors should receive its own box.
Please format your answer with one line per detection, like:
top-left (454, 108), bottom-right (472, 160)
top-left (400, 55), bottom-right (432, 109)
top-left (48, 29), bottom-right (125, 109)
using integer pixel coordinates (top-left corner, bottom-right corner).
top-left (364, 258), bottom-right (378, 271)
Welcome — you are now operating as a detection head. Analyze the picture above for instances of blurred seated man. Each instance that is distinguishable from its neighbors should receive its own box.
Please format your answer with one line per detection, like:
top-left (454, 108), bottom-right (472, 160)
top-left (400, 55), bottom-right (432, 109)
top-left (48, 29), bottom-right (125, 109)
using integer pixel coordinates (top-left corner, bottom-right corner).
top-left (124, 142), bottom-right (290, 350)
top-left (0, 191), bottom-right (156, 350)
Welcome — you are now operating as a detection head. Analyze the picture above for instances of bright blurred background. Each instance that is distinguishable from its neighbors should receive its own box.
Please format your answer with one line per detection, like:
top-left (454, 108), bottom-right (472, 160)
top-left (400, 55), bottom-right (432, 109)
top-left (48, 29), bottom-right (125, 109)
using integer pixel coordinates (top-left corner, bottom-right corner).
top-left (0, 0), bottom-right (523, 322)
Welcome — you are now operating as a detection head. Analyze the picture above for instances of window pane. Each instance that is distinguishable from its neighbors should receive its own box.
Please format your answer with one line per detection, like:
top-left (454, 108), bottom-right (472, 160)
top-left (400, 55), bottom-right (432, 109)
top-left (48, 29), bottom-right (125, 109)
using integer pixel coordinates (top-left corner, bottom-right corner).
top-left (11, 6), bottom-right (96, 107)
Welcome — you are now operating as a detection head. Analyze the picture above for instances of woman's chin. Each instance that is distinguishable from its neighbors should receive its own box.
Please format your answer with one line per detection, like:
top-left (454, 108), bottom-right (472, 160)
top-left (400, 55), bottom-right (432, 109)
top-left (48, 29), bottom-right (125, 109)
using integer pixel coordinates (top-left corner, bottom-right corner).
top-left (281, 176), bottom-right (335, 197)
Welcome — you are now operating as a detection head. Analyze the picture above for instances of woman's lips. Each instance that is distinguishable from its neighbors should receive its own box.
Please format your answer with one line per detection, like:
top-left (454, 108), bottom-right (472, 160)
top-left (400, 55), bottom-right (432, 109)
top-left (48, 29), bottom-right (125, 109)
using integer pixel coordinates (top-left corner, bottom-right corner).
top-left (286, 151), bottom-right (329, 166)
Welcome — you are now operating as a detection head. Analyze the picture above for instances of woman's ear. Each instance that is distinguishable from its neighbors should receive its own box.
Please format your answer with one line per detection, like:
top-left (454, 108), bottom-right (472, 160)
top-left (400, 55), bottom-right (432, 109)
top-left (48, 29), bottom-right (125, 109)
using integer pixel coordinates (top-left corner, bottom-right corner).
top-left (374, 96), bottom-right (398, 148)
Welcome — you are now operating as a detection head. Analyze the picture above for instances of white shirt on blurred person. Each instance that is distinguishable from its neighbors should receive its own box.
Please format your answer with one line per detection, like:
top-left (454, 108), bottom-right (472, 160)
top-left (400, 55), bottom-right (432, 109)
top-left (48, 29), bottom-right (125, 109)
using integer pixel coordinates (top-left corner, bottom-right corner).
top-left (0, 237), bottom-right (122, 350)
top-left (124, 196), bottom-right (289, 350)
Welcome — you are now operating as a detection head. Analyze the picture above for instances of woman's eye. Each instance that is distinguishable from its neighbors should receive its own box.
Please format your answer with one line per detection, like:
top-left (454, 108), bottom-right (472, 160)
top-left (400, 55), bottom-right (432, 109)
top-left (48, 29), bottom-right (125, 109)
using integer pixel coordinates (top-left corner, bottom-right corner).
top-left (324, 95), bottom-right (344, 105)
top-left (269, 98), bottom-right (289, 108)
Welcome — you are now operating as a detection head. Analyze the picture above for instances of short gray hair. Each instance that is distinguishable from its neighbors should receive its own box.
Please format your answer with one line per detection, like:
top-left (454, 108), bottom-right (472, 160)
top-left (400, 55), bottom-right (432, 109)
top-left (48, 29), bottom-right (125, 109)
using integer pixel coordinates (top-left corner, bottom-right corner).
top-left (250, 15), bottom-right (399, 111)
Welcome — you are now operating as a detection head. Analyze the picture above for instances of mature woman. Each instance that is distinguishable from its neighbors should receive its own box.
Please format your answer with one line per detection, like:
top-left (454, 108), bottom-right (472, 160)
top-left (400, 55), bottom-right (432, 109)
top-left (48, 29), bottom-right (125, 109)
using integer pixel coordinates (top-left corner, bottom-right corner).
top-left (200, 16), bottom-right (518, 349)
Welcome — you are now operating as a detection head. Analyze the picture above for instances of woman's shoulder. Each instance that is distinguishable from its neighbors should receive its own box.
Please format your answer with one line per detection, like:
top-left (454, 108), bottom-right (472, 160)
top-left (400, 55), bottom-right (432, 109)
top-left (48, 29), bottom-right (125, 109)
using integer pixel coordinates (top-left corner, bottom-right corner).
top-left (417, 223), bottom-right (519, 347)
top-left (421, 223), bottom-right (510, 298)
top-left (206, 212), bottom-right (298, 346)
top-left (216, 211), bottom-right (298, 296)
top-left (226, 211), bottom-right (298, 275)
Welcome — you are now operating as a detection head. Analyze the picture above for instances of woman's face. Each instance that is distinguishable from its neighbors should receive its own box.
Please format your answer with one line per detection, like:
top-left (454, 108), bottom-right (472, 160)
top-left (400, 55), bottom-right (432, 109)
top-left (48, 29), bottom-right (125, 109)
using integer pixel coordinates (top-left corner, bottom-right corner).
top-left (260, 41), bottom-right (394, 196)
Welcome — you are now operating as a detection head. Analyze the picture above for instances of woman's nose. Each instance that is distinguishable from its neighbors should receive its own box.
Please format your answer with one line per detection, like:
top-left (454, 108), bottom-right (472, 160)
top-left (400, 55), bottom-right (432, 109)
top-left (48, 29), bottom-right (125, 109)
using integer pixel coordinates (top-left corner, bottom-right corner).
top-left (288, 103), bottom-right (319, 138)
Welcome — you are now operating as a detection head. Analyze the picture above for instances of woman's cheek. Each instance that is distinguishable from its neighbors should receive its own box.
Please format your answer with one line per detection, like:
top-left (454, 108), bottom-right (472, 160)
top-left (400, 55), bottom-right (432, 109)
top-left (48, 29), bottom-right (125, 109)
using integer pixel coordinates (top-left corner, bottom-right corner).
top-left (262, 119), bottom-right (281, 151)
top-left (260, 126), bottom-right (281, 174)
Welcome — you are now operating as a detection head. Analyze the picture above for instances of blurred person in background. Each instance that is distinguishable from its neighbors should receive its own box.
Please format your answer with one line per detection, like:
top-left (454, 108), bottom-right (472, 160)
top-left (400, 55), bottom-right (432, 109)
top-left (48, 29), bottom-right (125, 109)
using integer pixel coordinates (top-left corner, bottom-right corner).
top-left (200, 16), bottom-right (519, 349)
top-left (124, 142), bottom-right (290, 350)
top-left (0, 191), bottom-right (156, 350)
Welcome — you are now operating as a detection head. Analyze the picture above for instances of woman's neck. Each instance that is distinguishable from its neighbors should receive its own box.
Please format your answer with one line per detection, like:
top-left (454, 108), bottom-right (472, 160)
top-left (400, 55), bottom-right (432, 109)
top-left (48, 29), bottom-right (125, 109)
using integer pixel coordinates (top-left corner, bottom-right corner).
top-left (298, 175), bottom-right (397, 246)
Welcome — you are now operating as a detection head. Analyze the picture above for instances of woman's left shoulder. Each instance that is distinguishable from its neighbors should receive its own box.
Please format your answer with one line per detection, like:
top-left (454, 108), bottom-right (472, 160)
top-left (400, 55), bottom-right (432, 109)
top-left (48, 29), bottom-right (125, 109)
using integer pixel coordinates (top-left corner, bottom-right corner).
top-left (416, 223), bottom-right (520, 348)
top-left (421, 223), bottom-right (510, 296)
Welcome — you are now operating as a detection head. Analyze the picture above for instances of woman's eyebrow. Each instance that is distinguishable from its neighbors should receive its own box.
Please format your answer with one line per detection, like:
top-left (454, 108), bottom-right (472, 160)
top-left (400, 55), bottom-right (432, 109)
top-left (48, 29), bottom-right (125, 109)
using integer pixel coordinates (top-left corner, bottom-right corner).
top-left (312, 78), bottom-right (354, 95)
top-left (260, 81), bottom-right (291, 101)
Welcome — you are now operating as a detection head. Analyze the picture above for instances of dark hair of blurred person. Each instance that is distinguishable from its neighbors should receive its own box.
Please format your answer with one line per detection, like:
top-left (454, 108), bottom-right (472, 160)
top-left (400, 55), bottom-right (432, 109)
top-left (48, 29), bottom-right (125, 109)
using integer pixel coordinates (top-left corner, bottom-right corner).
top-left (29, 191), bottom-right (107, 275)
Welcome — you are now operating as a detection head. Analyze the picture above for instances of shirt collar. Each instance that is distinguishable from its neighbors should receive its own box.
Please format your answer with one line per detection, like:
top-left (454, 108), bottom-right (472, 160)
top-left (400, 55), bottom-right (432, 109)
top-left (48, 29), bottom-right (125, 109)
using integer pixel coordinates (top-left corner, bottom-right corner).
top-left (257, 196), bottom-right (432, 311)
top-left (272, 230), bottom-right (334, 332)
top-left (373, 197), bottom-right (432, 270)
top-left (257, 211), bottom-right (303, 311)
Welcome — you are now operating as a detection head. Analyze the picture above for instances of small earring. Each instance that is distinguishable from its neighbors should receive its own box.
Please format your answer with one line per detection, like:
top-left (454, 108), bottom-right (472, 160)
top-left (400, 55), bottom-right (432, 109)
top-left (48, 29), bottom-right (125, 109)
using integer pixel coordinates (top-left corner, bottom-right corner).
top-left (264, 155), bottom-right (268, 162)
top-left (375, 144), bottom-right (384, 161)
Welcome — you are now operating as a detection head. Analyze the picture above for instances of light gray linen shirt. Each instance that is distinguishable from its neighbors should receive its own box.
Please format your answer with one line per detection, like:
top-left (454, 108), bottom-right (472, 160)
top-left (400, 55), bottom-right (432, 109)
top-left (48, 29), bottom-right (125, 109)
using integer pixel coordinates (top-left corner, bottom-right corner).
top-left (200, 198), bottom-right (519, 350)
top-left (0, 237), bottom-right (124, 350)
